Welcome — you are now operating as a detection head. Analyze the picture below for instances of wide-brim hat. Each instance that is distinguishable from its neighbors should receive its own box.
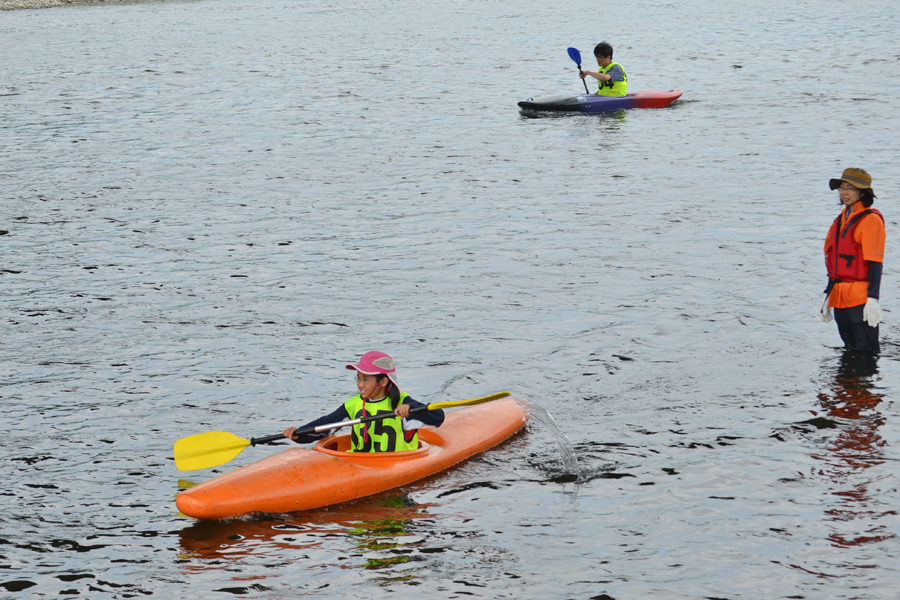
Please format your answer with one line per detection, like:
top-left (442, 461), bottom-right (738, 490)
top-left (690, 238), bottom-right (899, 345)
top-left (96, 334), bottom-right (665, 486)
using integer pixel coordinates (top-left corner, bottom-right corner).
top-left (346, 351), bottom-right (398, 386)
top-left (829, 168), bottom-right (876, 197)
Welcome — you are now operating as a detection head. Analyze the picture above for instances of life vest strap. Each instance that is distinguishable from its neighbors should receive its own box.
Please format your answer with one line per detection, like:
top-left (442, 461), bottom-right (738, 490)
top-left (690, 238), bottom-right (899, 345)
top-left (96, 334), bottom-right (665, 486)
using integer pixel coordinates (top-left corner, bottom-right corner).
top-left (840, 209), bottom-right (872, 238)
top-left (839, 253), bottom-right (856, 267)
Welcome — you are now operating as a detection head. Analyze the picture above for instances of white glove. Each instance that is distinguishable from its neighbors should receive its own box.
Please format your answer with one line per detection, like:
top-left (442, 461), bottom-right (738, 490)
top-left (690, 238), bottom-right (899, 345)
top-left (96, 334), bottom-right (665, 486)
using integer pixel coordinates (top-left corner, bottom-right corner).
top-left (863, 297), bottom-right (882, 327)
top-left (820, 293), bottom-right (833, 323)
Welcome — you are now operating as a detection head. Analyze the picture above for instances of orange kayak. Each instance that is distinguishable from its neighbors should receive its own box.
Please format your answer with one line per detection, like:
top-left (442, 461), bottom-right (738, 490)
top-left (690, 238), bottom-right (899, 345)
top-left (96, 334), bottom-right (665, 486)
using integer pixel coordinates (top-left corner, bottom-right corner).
top-left (176, 396), bottom-right (528, 520)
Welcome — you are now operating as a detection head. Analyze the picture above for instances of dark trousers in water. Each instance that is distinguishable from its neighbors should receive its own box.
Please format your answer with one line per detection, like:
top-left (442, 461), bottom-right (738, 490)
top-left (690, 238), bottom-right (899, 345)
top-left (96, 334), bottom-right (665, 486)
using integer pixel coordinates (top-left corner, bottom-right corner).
top-left (834, 304), bottom-right (879, 354)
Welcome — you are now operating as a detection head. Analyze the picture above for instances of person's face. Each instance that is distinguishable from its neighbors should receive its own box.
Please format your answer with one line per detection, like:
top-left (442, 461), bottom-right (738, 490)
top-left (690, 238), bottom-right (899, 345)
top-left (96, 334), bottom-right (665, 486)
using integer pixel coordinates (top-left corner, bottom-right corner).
top-left (356, 372), bottom-right (389, 400)
top-left (596, 55), bottom-right (612, 67)
top-left (838, 183), bottom-right (862, 207)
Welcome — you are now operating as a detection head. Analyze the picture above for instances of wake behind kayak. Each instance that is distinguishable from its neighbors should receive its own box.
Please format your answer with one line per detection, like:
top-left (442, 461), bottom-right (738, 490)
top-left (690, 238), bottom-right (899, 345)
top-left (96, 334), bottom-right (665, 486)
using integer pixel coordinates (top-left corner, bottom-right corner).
top-left (518, 89), bottom-right (682, 113)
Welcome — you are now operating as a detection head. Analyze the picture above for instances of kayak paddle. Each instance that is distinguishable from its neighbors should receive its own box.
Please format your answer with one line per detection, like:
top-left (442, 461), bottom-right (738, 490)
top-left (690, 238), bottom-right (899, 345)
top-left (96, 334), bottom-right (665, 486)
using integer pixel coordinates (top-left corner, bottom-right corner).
top-left (567, 46), bottom-right (589, 94)
top-left (173, 391), bottom-right (512, 471)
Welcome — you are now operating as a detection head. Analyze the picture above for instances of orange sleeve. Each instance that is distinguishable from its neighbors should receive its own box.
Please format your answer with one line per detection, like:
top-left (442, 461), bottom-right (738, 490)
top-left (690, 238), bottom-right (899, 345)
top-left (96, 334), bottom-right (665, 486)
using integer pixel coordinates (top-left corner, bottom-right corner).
top-left (854, 213), bottom-right (886, 263)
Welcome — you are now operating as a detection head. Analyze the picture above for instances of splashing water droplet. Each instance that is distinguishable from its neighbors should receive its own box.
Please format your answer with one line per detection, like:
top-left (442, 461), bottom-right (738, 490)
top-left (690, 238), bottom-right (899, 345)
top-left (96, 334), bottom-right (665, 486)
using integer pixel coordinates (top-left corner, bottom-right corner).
top-left (519, 400), bottom-right (581, 478)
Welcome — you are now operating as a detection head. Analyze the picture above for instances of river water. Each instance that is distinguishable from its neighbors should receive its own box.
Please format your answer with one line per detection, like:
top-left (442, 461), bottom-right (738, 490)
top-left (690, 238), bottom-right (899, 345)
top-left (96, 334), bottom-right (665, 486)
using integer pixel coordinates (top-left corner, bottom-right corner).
top-left (2, 0), bottom-right (900, 598)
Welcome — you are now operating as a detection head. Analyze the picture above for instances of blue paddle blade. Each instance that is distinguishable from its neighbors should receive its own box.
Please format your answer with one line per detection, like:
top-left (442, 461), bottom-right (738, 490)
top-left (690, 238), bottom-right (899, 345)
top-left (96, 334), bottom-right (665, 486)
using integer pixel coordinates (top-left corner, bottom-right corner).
top-left (567, 47), bottom-right (582, 66)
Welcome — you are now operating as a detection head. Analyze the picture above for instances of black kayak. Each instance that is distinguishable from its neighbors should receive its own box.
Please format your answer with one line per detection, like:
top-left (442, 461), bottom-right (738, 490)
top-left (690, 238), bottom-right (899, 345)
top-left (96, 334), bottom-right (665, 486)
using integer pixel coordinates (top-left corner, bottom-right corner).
top-left (518, 90), bottom-right (683, 113)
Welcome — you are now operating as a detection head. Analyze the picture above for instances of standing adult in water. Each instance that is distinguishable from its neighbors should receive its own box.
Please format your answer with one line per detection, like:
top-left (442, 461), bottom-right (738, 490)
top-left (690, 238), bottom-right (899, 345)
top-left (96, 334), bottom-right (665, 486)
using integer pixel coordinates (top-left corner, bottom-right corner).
top-left (821, 168), bottom-right (885, 354)
top-left (579, 42), bottom-right (627, 97)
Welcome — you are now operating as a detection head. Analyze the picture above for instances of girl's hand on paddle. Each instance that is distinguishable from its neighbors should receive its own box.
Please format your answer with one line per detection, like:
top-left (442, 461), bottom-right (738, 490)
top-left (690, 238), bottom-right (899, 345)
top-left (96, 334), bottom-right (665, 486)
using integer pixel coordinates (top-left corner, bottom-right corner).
top-left (394, 404), bottom-right (410, 418)
top-left (283, 427), bottom-right (298, 440)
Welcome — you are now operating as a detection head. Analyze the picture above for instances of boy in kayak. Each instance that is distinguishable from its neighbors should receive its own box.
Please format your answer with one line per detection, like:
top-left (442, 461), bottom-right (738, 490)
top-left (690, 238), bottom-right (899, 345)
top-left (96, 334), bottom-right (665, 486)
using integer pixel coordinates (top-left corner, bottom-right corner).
top-left (579, 41), bottom-right (627, 97)
top-left (282, 351), bottom-right (444, 452)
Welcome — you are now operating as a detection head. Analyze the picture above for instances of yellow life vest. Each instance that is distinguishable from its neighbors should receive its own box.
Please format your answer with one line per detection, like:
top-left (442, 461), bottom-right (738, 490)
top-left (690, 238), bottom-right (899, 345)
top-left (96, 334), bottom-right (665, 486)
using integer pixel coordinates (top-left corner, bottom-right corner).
top-left (344, 393), bottom-right (419, 453)
top-left (597, 62), bottom-right (627, 97)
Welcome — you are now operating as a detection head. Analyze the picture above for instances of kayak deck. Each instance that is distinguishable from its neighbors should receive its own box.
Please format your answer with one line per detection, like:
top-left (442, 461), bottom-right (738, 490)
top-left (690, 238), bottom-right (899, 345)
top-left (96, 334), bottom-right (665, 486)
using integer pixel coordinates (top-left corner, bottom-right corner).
top-left (518, 89), bottom-right (683, 113)
top-left (175, 396), bottom-right (528, 520)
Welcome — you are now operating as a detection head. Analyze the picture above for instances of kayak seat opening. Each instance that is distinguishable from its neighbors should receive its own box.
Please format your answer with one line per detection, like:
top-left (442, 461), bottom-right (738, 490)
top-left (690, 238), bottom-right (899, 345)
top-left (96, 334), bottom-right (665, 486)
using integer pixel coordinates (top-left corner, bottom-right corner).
top-left (315, 434), bottom-right (430, 458)
top-left (317, 436), bottom-right (352, 452)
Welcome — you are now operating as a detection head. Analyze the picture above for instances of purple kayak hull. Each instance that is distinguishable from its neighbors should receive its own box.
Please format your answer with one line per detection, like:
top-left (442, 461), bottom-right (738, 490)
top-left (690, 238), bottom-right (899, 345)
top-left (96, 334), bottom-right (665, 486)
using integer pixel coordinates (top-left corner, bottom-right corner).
top-left (518, 90), bottom-right (683, 113)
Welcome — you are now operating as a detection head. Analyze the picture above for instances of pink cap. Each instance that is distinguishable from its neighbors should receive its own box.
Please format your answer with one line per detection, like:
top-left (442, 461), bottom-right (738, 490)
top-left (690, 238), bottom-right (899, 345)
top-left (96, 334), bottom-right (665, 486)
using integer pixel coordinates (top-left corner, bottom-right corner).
top-left (346, 351), bottom-right (398, 386)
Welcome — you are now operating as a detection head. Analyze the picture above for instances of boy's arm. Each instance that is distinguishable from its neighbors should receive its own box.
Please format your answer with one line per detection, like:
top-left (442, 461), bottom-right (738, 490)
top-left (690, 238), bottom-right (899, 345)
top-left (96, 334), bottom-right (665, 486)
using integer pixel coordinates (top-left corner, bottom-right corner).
top-left (580, 70), bottom-right (610, 81)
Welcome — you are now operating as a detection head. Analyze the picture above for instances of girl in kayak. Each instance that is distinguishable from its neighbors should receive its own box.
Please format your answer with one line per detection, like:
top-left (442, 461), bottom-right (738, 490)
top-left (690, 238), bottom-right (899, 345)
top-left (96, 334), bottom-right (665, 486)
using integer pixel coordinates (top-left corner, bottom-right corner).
top-left (820, 168), bottom-right (885, 354)
top-left (283, 351), bottom-right (444, 452)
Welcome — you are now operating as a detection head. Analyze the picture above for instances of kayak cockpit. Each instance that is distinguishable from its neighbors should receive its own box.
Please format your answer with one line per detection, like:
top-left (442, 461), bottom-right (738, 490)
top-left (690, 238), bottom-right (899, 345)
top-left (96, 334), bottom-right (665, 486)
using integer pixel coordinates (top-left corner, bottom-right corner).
top-left (314, 434), bottom-right (433, 460)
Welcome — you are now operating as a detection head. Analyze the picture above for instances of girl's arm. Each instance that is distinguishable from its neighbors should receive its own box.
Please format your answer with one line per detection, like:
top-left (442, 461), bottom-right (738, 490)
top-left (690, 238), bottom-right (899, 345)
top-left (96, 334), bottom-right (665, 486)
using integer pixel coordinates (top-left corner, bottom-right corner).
top-left (284, 405), bottom-right (352, 444)
top-left (396, 396), bottom-right (445, 428)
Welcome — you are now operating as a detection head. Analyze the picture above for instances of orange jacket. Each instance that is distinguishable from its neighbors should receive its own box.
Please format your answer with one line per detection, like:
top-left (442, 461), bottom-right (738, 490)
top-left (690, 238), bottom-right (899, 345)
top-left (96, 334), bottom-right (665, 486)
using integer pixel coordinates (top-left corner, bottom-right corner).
top-left (824, 202), bottom-right (885, 309)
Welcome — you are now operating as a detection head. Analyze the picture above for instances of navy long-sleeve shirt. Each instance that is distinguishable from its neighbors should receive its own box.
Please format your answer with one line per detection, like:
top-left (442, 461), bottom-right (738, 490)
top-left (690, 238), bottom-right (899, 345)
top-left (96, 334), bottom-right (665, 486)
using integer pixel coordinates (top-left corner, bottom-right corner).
top-left (290, 396), bottom-right (444, 444)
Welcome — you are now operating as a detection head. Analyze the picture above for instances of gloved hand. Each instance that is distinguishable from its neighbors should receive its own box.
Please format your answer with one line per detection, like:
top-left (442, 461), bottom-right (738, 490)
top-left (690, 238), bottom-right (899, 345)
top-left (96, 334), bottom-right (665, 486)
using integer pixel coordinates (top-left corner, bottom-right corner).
top-left (863, 297), bottom-right (882, 327)
top-left (820, 293), bottom-right (833, 323)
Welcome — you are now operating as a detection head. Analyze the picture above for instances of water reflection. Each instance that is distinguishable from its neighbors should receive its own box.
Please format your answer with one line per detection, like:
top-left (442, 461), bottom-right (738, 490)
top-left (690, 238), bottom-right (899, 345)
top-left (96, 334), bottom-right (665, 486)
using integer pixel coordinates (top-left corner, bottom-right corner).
top-left (177, 494), bottom-right (430, 568)
top-left (813, 352), bottom-right (895, 552)
top-left (518, 107), bottom-right (629, 123)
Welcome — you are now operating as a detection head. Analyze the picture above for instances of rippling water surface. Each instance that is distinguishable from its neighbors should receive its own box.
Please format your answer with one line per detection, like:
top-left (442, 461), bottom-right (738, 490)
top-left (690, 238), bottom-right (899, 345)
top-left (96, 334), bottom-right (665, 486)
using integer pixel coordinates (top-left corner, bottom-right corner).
top-left (2, 0), bottom-right (900, 598)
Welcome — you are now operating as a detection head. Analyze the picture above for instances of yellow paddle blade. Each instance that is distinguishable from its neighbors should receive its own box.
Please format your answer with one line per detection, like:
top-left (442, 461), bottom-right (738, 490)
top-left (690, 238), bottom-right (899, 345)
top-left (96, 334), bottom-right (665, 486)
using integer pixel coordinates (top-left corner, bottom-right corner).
top-left (173, 431), bottom-right (251, 472)
top-left (426, 391), bottom-right (511, 411)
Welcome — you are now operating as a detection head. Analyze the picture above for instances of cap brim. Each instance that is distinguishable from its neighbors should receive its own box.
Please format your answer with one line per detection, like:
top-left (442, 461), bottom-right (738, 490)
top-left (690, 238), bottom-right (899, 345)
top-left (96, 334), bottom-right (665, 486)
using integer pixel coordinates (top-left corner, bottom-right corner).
top-left (830, 177), bottom-right (872, 190)
top-left (830, 178), bottom-right (876, 196)
top-left (346, 364), bottom-right (398, 386)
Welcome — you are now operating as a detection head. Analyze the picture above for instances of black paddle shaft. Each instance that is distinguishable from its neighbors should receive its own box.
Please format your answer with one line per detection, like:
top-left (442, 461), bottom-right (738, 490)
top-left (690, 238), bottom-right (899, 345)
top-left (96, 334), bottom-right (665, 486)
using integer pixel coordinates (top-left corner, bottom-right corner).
top-left (251, 433), bottom-right (290, 446)
top-left (251, 404), bottom-right (431, 446)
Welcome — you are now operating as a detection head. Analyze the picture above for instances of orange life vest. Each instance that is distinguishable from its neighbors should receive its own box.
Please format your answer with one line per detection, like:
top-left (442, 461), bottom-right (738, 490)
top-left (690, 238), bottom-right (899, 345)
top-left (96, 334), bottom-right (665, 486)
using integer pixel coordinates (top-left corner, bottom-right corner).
top-left (826, 208), bottom-right (884, 283)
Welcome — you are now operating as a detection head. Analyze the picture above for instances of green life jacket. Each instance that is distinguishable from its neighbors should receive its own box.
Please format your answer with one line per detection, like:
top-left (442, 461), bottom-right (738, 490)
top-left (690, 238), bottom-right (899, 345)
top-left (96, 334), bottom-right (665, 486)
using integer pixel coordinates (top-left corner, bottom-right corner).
top-left (343, 392), bottom-right (419, 453)
top-left (597, 62), bottom-right (627, 97)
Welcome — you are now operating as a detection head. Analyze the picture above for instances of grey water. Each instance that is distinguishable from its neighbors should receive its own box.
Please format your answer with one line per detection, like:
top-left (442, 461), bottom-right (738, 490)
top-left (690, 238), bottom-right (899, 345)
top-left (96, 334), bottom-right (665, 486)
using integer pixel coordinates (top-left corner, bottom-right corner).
top-left (2, 0), bottom-right (900, 598)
